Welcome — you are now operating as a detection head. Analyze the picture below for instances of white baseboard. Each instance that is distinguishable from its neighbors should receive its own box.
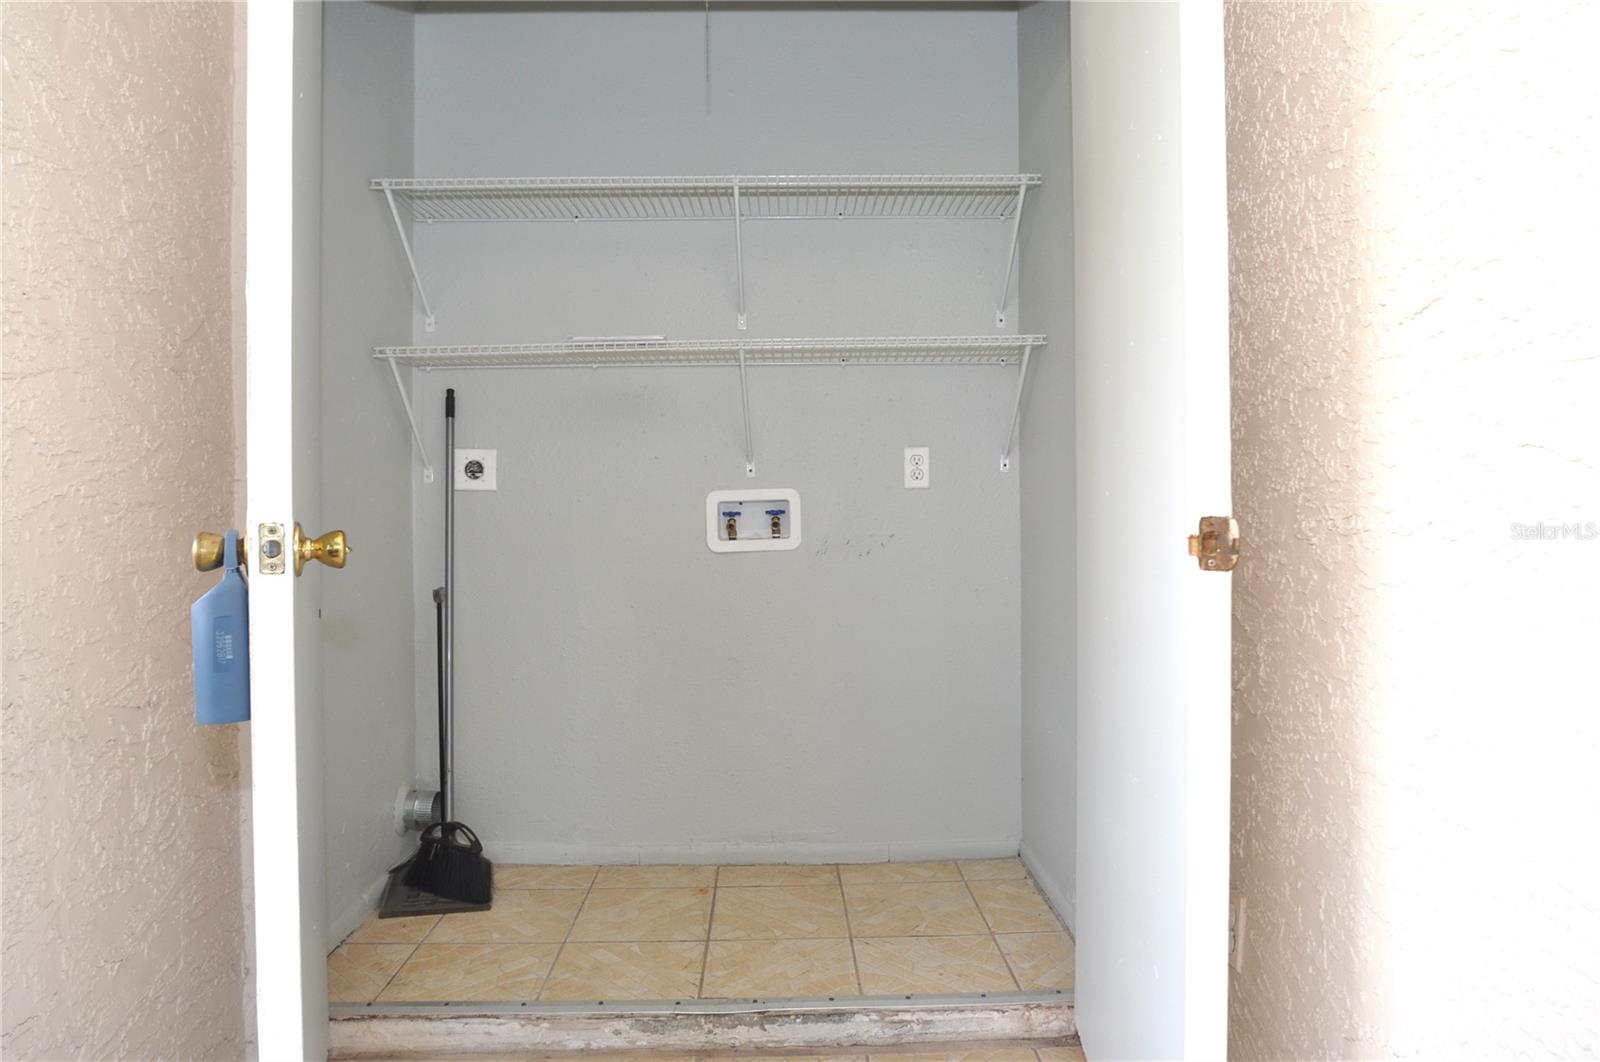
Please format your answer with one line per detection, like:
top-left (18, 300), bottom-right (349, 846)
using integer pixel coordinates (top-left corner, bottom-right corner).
top-left (485, 836), bottom-right (1022, 867)
top-left (328, 869), bottom-right (393, 952)
top-left (1019, 839), bottom-right (1075, 935)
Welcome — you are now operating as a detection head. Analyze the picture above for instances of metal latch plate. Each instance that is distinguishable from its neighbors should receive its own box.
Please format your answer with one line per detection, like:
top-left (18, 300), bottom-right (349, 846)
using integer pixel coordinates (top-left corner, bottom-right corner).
top-left (258, 522), bottom-right (287, 575)
top-left (1188, 516), bottom-right (1240, 571)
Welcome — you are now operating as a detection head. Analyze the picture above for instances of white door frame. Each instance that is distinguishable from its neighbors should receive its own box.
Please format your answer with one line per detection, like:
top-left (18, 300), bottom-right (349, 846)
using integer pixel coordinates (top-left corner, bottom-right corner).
top-left (242, 4), bottom-right (1230, 1057)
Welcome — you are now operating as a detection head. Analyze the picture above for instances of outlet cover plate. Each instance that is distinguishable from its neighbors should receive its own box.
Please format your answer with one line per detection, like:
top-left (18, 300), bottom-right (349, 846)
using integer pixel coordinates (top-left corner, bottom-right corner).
top-left (455, 449), bottom-right (497, 491)
top-left (904, 446), bottom-right (930, 489)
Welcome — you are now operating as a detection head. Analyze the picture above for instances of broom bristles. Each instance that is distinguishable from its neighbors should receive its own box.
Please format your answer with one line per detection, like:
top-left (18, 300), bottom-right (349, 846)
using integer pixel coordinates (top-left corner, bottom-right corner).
top-left (404, 822), bottom-right (493, 905)
top-left (405, 847), bottom-right (492, 905)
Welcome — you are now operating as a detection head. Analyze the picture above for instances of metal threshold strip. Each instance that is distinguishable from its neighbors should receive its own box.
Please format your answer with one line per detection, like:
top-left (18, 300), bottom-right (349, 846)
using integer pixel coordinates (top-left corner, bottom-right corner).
top-left (332, 988), bottom-right (1071, 1016)
top-left (329, 990), bottom-right (1076, 1060)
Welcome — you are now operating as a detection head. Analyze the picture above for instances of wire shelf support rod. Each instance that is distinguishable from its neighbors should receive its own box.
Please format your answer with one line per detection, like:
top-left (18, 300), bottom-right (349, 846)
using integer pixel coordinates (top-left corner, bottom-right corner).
top-left (383, 186), bottom-right (438, 333)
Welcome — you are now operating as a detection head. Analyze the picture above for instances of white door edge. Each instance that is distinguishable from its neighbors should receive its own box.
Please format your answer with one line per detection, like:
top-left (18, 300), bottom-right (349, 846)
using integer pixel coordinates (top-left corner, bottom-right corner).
top-left (1178, 1), bottom-right (1231, 1058)
top-left (245, 1), bottom-right (327, 1056)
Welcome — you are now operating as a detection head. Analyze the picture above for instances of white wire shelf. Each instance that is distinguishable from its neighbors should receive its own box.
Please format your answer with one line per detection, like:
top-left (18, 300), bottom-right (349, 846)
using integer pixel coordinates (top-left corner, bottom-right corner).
top-left (377, 336), bottom-right (1046, 482)
top-left (372, 174), bottom-right (1043, 332)
top-left (372, 175), bottom-right (1041, 223)
top-left (374, 335), bottom-right (1043, 369)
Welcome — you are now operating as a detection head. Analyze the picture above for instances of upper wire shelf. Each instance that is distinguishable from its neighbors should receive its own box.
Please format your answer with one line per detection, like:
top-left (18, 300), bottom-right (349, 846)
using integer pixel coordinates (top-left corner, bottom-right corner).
top-left (372, 174), bottom-right (1042, 332)
top-left (372, 175), bottom-right (1041, 223)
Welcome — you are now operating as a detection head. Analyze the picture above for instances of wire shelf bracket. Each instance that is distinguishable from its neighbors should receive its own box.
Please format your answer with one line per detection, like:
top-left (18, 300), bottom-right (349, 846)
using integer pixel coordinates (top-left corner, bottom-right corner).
top-left (382, 186), bottom-right (437, 333)
top-left (736, 347), bottom-right (755, 475)
top-left (372, 175), bottom-right (1042, 332)
top-left (386, 356), bottom-right (434, 483)
top-left (375, 335), bottom-right (1045, 478)
top-left (733, 182), bottom-right (747, 330)
top-left (995, 180), bottom-right (1027, 328)
top-left (999, 340), bottom-right (1036, 471)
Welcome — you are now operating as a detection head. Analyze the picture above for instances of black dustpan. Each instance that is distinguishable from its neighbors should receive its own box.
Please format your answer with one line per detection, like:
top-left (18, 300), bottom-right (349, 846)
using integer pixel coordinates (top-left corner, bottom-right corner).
top-left (377, 861), bottom-right (490, 918)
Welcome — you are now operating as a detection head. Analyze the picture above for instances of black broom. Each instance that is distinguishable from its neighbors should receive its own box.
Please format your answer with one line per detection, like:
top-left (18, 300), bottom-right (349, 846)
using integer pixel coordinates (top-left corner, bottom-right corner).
top-left (404, 821), bottom-right (492, 905)
top-left (403, 388), bottom-right (492, 905)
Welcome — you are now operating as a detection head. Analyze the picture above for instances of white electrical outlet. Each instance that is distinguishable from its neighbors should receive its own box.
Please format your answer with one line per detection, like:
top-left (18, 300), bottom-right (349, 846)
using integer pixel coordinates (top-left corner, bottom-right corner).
top-left (904, 446), bottom-right (930, 489)
top-left (455, 448), bottom-right (497, 491)
top-left (1229, 895), bottom-right (1247, 973)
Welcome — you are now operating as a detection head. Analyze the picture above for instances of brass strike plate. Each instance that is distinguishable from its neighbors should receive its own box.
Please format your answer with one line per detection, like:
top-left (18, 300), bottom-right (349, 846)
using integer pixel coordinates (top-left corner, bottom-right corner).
top-left (258, 522), bottom-right (287, 575)
top-left (1188, 516), bottom-right (1240, 571)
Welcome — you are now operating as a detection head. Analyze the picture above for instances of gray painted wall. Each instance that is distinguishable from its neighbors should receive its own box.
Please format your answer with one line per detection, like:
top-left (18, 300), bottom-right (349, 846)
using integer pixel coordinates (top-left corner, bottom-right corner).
top-left (1016, 1), bottom-right (1076, 928)
top-left (320, 1), bottom-right (417, 938)
top-left (405, 6), bottom-right (1029, 861)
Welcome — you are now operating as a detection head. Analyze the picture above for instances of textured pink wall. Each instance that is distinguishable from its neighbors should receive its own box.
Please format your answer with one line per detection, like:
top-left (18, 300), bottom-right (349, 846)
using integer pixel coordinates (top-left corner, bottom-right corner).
top-left (1227, 2), bottom-right (1599, 1058)
top-left (1, 4), bottom-right (248, 1057)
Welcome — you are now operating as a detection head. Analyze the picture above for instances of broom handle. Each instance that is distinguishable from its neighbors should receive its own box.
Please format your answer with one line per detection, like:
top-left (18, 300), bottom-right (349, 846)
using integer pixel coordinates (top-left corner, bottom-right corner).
top-left (443, 388), bottom-right (456, 821)
top-left (433, 585), bottom-right (447, 823)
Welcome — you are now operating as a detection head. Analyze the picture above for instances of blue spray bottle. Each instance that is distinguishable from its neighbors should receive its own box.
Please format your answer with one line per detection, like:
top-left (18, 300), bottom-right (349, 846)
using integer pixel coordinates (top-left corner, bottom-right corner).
top-left (191, 529), bottom-right (251, 725)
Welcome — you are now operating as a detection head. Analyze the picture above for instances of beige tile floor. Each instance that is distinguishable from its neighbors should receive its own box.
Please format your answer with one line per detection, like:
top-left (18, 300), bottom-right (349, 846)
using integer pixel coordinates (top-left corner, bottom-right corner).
top-left (329, 859), bottom-right (1075, 1006)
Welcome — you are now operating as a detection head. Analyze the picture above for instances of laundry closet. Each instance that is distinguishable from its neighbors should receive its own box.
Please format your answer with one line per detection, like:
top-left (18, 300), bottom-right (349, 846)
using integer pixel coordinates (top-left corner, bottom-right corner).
top-left (293, 2), bottom-right (1229, 1057)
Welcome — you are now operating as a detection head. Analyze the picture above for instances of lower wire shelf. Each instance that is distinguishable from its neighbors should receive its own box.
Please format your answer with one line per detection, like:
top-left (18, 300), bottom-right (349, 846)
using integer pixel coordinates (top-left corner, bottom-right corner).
top-left (375, 334), bottom-right (1043, 369)
top-left (374, 334), bottom-right (1046, 480)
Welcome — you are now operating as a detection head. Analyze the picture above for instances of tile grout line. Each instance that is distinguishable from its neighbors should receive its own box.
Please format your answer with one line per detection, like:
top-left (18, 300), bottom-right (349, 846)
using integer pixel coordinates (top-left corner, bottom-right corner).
top-left (371, 940), bottom-right (422, 1010)
top-left (352, 940), bottom-right (425, 1004)
top-left (420, 903), bottom-right (444, 944)
top-left (680, 872), bottom-right (842, 887)
top-left (846, 931), bottom-right (1009, 939)
top-left (979, 864), bottom-right (1072, 992)
top-left (959, 860), bottom-right (1022, 992)
top-left (837, 863), bottom-right (866, 996)
top-left (696, 865), bottom-right (720, 998)
top-left (535, 867), bottom-right (599, 1003)
top-left (851, 860), bottom-right (1023, 993)
top-left (704, 935), bottom-right (857, 941)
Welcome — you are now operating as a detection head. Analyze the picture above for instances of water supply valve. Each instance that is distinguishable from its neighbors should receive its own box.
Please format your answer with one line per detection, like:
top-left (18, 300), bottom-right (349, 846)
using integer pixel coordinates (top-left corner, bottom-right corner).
top-left (707, 489), bottom-right (801, 553)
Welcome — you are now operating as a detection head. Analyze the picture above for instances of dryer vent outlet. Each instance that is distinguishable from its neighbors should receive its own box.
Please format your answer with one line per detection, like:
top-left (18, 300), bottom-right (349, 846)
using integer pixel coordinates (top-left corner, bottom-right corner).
top-left (396, 787), bottom-right (441, 834)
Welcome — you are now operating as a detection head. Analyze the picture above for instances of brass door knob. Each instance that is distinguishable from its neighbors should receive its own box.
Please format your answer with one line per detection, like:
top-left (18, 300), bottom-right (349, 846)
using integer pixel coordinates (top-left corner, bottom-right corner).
top-left (193, 531), bottom-right (226, 572)
top-left (294, 523), bottom-right (349, 575)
